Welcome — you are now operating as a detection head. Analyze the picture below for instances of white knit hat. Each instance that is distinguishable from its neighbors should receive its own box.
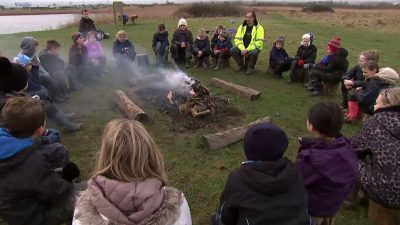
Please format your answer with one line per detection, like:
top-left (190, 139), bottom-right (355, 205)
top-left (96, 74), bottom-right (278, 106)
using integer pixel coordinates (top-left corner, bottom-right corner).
top-left (178, 18), bottom-right (187, 28)
top-left (375, 67), bottom-right (399, 84)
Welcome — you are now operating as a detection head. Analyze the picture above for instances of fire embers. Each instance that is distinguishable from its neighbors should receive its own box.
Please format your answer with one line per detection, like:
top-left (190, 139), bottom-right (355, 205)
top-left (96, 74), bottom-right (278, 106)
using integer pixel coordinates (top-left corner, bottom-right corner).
top-left (167, 78), bottom-right (213, 117)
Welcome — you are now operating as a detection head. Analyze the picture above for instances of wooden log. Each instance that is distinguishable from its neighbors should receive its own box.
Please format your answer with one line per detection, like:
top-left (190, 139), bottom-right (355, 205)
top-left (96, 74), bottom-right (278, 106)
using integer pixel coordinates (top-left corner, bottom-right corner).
top-left (202, 117), bottom-right (271, 150)
top-left (368, 199), bottom-right (400, 225)
top-left (114, 90), bottom-right (149, 122)
top-left (211, 78), bottom-right (261, 100)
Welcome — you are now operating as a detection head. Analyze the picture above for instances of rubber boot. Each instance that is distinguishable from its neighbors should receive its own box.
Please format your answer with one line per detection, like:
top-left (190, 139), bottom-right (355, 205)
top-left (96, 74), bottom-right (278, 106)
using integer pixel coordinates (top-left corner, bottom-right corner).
top-left (210, 56), bottom-right (217, 68)
top-left (185, 58), bottom-right (191, 68)
top-left (213, 57), bottom-right (221, 71)
top-left (345, 101), bottom-right (360, 124)
top-left (50, 111), bottom-right (83, 132)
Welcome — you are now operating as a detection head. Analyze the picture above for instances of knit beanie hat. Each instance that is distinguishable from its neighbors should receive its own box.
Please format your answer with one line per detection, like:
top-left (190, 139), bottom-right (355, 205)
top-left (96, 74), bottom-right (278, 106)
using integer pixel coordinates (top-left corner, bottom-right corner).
top-left (219, 30), bottom-right (229, 39)
top-left (178, 18), bottom-right (187, 28)
top-left (71, 32), bottom-right (83, 43)
top-left (243, 122), bottom-right (289, 161)
top-left (327, 37), bottom-right (341, 53)
top-left (275, 36), bottom-right (285, 45)
top-left (19, 37), bottom-right (38, 57)
top-left (0, 57), bottom-right (28, 93)
top-left (375, 67), bottom-right (399, 84)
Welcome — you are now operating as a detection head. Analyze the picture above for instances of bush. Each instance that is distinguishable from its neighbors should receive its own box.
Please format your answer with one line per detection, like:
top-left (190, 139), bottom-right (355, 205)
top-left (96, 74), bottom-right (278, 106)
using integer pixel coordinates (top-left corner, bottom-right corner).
top-left (175, 2), bottom-right (243, 18)
top-left (302, 4), bottom-right (334, 13)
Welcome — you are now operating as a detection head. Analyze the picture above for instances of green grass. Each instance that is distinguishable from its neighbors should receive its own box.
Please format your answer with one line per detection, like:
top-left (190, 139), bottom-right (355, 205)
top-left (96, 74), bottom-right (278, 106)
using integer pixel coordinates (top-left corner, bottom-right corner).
top-left (2, 11), bottom-right (399, 225)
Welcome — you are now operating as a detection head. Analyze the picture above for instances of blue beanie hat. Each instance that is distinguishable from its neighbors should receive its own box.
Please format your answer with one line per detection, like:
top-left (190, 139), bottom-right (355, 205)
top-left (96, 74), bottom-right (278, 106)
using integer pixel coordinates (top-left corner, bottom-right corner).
top-left (244, 122), bottom-right (288, 161)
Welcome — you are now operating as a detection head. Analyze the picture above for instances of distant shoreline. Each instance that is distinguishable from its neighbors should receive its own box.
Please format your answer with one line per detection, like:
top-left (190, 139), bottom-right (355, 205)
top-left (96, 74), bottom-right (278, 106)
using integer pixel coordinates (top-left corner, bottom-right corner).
top-left (0, 7), bottom-right (110, 16)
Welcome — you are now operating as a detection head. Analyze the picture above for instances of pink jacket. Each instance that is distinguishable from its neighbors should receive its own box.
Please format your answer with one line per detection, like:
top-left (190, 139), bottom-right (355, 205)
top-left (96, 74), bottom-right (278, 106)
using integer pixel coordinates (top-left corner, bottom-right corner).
top-left (84, 41), bottom-right (104, 59)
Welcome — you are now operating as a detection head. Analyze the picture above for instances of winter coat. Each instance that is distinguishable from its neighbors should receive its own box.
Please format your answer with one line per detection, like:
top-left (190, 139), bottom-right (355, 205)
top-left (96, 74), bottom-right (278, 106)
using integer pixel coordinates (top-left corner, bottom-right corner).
top-left (73, 175), bottom-right (192, 225)
top-left (295, 44), bottom-right (317, 64)
top-left (210, 34), bottom-right (219, 50)
top-left (68, 44), bottom-right (89, 67)
top-left (295, 136), bottom-right (358, 217)
top-left (234, 20), bottom-right (264, 51)
top-left (213, 38), bottom-right (233, 54)
top-left (39, 49), bottom-right (66, 74)
top-left (342, 64), bottom-right (364, 88)
top-left (0, 128), bottom-right (73, 225)
top-left (269, 46), bottom-right (289, 65)
top-left (112, 39), bottom-right (136, 61)
top-left (84, 40), bottom-right (104, 59)
top-left (171, 29), bottom-right (193, 46)
top-left (216, 158), bottom-right (311, 225)
top-left (351, 105), bottom-right (400, 208)
top-left (193, 37), bottom-right (211, 54)
top-left (313, 48), bottom-right (349, 83)
top-left (79, 17), bottom-right (96, 35)
top-left (152, 31), bottom-right (169, 52)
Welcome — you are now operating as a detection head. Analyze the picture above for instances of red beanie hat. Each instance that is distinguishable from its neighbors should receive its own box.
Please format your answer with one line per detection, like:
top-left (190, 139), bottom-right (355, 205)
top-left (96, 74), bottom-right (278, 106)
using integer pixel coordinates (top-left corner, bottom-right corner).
top-left (327, 37), bottom-right (341, 53)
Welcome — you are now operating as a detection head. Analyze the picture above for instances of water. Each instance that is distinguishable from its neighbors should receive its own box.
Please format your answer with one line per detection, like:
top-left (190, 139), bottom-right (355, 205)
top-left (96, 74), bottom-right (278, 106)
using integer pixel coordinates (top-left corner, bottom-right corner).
top-left (0, 14), bottom-right (78, 35)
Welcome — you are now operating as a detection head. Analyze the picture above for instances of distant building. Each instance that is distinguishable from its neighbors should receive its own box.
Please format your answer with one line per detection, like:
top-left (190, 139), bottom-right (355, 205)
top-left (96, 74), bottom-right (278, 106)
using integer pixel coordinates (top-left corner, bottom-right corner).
top-left (15, 2), bottom-right (31, 8)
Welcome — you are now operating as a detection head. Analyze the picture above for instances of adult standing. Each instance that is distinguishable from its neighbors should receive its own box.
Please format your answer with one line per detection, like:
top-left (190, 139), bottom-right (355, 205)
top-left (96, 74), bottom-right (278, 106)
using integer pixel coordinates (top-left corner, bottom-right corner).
top-left (231, 11), bottom-right (265, 75)
top-left (79, 9), bottom-right (96, 38)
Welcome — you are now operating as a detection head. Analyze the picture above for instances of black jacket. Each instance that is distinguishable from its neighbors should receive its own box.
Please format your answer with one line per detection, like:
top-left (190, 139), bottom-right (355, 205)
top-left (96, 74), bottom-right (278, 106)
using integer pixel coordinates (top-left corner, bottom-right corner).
top-left (0, 142), bottom-right (73, 225)
top-left (295, 44), bottom-right (317, 64)
top-left (314, 48), bottom-right (349, 83)
top-left (79, 17), bottom-right (96, 35)
top-left (39, 49), bottom-right (66, 74)
top-left (269, 46), bottom-right (289, 65)
top-left (357, 77), bottom-right (393, 115)
top-left (193, 37), bottom-right (211, 54)
top-left (112, 39), bottom-right (136, 61)
top-left (217, 158), bottom-right (310, 225)
top-left (342, 64), bottom-right (364, 87)
top-left (171, 29), bottom-right (193, 46)
top-left (68, 44), bottom-right (88, 67)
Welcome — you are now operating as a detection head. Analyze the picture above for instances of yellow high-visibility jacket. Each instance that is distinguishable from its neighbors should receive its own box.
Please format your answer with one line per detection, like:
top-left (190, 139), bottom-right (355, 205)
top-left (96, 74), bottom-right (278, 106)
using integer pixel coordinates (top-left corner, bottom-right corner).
top-left (234, 21), bottom-right (265, 51)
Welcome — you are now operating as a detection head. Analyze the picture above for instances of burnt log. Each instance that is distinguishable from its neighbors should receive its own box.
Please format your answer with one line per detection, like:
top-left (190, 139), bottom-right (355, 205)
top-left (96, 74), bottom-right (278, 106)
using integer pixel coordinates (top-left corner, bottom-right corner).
top-left (114, 90), bottom-right (149, 122)
top-left (211, 78), bottom-right (261, 100)
top-left (202, 117), bottom-right (271, 150)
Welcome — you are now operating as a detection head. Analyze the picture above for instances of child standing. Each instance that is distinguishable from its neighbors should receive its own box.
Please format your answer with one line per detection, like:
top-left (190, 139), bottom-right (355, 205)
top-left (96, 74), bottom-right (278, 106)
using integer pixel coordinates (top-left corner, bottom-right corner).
top-left (192, 29), bottom-right (211, 68)
top-left (112, 30), bottom-right (136, 69)
top-left (73, 119), bottom-right (192, 225)
top-left (212, 30), bottom-right (232, 71)
top-left (152, 24), bottom-right (169, 66)
top-left (295, 102), bottom-right (358, 225)
top-left (268, 36), bottom-right (292, 79)
top-left (84, 31), bottom-right (107, 77)
top-left (213, 123), bottom-right (310, 225)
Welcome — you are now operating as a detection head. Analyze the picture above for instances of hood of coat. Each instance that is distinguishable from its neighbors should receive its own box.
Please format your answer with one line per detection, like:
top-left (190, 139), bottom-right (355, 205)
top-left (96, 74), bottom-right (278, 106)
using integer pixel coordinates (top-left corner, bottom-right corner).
top-left (0, 128), bottom-right (33, 160)
top-left (87, 175), bottom-right (164, 225)
top-left (375, 67), bottom-right (399, 84)
top-left (335, 47), bottom-right (348, 58)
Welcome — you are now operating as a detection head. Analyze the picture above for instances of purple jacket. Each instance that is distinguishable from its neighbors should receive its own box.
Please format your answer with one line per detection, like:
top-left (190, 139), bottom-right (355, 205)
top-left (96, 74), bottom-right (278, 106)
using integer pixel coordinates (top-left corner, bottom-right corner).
top-left (295, 135), bottom-right (358, 217)
top-left (84, 41), bottom-right (104, 59)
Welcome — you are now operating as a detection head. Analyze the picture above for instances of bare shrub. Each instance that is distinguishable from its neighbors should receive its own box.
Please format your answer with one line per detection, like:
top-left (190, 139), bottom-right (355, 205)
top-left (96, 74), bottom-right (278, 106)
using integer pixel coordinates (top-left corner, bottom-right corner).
top-left (175, 2), bottom-right (244, 18)
top-left (302, 4), bottom-right (334, 13)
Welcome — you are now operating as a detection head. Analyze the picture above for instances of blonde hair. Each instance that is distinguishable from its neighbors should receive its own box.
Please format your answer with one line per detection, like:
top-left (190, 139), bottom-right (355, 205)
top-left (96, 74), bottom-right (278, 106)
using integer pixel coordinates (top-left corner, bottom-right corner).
top-left (95, 119), bottom-right (166, 183)
top-left (380, 87), bottom-right (400, 106)
top-left (115, 30), bottom-right (127, 39)
top-left (360, 49), bottom-right (380, 62)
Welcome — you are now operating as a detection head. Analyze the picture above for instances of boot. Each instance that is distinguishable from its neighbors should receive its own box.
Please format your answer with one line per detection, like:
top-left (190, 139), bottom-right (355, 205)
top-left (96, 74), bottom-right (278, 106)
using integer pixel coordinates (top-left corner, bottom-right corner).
top-left (50, 111), bottom-right (83, 132)
top-left (210, 57), bottom-right (217, 68)
top-left (156, 53), bottom-right (162, 65)
top-left (213, 57), bottom-right (221, 71)
top-left (185, 59), bottom-right (191, 68)
top-left (344, 101), bottom-right (360, 124)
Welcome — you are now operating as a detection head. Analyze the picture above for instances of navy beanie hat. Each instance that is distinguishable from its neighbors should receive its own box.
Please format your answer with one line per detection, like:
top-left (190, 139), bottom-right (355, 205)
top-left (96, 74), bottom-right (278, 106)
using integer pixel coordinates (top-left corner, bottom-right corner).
top-left (244, 122), bottom-right (289, 161)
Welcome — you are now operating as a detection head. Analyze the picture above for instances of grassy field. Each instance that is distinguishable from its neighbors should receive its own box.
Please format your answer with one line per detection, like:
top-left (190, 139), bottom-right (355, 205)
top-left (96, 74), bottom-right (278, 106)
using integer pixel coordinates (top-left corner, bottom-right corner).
top-left (1, 8), bottom-right (400, 225)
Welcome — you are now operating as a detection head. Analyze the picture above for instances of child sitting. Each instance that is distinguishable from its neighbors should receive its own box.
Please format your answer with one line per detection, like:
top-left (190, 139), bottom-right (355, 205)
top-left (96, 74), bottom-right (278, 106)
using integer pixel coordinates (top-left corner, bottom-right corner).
top-left (152, 24), bottom-right (169, 66)
top-left (84, 31), bottom-right (107, 77)
top-left (268, 36), bottom-right (292, 79)
top-left (295, 102), bottom-right (358, 225)
top-left (288, 33), bottom-right (317, 84)
top-left (192, 28), bottom-right (211, 68)
top-left (307, 37), bottom-right (349, 97)
top-left (0, 95), bottom-right (80, 225)
top-left (212, 122), bottom-right (310, 225)
top-left (112, 30), bottom-right (136, 69)
top-left (73, 119), bottom-right (192, 225)
top-left (212, 30), bottom-right (232, 70)
top-left (170, 18), bottom-right (193, 68)
top-left (68, 32), bottom-right (88, 86)
top-left (210, 25), bottom-right (225, 67)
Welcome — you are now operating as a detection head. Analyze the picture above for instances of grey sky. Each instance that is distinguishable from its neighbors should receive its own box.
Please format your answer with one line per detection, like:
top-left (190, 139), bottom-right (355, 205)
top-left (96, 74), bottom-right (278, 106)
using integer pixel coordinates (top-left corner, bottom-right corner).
top-left (0, 0), bottom-right (396, 7)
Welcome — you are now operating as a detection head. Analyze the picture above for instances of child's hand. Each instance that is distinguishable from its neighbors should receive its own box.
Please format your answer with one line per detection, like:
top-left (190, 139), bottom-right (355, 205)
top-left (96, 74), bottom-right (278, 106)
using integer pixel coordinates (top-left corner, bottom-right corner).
top-left (181, 42), bottom-right (186, 48)
top-left (214, 49), bottom-right (220, 54)
top-left (343, 79), bottom-right (354, 87)
top-left (356, 87), bottom-right (363, 91)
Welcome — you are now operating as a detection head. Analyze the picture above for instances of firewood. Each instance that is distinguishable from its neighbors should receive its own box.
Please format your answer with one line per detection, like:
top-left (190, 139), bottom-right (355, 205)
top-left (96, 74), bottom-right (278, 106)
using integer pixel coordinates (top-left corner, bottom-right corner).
top-left (114, 90), bottom-right (149, 122)
top-left (191, 108), bottom-right (211, 117)
top-left (202, 117), bottom-right (271, 150)
top-left (211, 78), bottom-right (261, 100)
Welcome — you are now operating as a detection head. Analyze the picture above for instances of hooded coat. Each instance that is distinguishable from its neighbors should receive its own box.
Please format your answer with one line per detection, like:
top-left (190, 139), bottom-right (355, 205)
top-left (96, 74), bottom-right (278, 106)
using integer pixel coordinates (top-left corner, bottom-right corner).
top-left (312, 47), bottom-right (349, 84)
top-left (294, 44), bottom-right (317, 64)
top-left (216, 158), bottom-right (311, 225)
top-left (73, 175), bottom-right (192, 225)
top-left (79, 17), bottom-right (96, 35)
top-left (0, 128), bottom-right (73, 225)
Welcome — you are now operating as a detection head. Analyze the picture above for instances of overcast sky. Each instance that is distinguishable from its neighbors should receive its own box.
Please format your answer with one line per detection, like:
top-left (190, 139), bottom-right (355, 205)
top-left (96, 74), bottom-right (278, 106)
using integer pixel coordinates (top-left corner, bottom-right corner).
top-left (0, 0), bottom-right (397, 7)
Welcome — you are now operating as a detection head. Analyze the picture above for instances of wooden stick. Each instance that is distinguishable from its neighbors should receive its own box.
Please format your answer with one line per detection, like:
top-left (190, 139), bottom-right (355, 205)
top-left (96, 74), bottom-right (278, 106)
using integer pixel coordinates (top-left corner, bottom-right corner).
top-left (202, 117), bottom-right (271, 150)
top-left (211, 78), bottom-right (261, 100)
top-left (114, 90), bottom-right (149, 122)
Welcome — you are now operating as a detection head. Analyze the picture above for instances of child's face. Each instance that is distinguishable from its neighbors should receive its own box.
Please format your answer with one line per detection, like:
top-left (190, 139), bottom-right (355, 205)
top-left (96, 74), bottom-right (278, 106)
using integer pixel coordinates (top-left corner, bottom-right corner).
top-left (275, 43), bottom-right (283, 49)
top-left (49, 47), bottom-right (60, 56)
top-left (76, 36), bottom-right (85, 45)
top-left (88, 35), bottom-right (97, 42)
top-left (374, 93), bottom-right (389, 111)
top-left (24, 64), bottom-right (32, 72)
top-left (82, 11), bottom-right (89, 18)
top-left (326, 46), bottom-right (333, 55)
top-left (179, 25), bottom-right (187, 31)
top-left (302, 39), bottom-right (310, 47)
top-left (358, 55), bottom-right (366, 65)
top-left (117, 35), bottom-right (126, 42)
top-left (218, 35), bottom-right (226, 41)
top-left (362, 67), bottom-right (376, 78)
top-left (159, 28), bottom-right (165, 34)
top-left (198, 34), bottom-right (206, 40)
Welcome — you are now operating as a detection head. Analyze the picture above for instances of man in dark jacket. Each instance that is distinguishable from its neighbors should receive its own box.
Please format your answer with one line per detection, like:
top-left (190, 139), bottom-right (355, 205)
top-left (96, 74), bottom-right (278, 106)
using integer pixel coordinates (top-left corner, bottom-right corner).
top-left (307, 37), bottom-right (349, 96)
top-left (0, 95), bottom-right (80, 225)
top-left (79, 9), bottom-right (96, 37)
top-left (213, 123), bottom-right (311, 225)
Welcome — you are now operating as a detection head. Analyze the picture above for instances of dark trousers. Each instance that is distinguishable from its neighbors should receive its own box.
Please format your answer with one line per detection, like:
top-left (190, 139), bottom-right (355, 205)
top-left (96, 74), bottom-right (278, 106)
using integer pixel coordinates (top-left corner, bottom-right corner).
top-left (309, 69), bottom-right (340, 93)
top-left (230, 47), bottom-right (259, 69)
top-left (270, 60), bottom-right (291, 76)
top-left (170, 43), bottom-right (192, 61)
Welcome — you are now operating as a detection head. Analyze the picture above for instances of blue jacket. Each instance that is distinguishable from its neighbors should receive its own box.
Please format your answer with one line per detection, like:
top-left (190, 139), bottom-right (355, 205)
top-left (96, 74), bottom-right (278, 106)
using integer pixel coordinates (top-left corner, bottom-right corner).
top-left (269, 46), bottom-right (289, 64)
top-left (0, 128), bottom-right (33, 160)
top-left (214, 39), bottom-right (233, 53)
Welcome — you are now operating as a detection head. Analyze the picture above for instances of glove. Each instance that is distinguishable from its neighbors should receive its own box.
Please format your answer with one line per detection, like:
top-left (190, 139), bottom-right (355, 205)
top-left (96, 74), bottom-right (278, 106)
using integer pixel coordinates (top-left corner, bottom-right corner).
top-left (297, 59), bottom-right (304, 67)
top-left (303, 63), bottom-right (315, 69)
top-left (62, 162), bottom-right (81, 182)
